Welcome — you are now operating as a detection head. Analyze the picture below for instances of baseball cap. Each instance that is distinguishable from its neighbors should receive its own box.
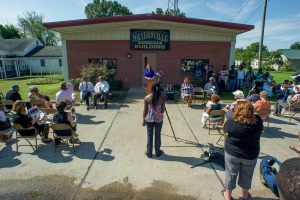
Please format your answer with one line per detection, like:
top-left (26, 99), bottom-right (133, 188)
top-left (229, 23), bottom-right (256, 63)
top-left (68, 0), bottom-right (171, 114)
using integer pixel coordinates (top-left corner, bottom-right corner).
top-left (233, 90), bottom-right (244, 98)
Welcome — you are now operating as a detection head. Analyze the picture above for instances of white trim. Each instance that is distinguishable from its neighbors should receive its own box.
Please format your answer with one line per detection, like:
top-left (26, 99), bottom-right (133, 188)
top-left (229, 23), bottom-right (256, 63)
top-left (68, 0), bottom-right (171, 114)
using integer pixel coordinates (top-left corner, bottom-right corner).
top-left (61, 39), bottom-right (69, 81)
top-left (229, 37), bottom-right (236, 68)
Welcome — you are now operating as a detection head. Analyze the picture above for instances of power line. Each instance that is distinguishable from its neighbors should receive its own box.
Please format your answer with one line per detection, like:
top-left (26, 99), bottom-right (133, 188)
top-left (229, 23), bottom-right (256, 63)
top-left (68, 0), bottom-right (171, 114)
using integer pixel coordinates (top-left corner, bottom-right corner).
top-left (244, 2), bottom-right (264, 23)
top-left (230, 0), bottom-right (253, 22)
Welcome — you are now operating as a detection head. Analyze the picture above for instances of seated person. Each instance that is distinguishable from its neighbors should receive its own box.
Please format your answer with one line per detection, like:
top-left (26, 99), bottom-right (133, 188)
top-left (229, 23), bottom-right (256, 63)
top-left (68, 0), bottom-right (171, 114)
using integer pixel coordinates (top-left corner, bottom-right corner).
top-left (204, 77), bottom-right (218, 98)
top-left (12, 100), bottom-right (52, 143)
top-left (246, 84), bottom-right (261, 103)
top-left (44, 95), bottom-right (54, 109)
top-left (276, 158), bottom-right (300, 200)
top-left (254, 91), bottom-right (271, 119)
top-left (28, 86), bottom-right (46, 107)
top-left (274, 90), bottom-right (300, 116)
top-left (180, 77), bottom-right (193, 107)
top-left (289, 131), bottom-right (300, 154)
top-left (53, 102), bottom-right (77, 146)
top-left (94, 76), bottom-right (110, 109)
top-left (201, 94), bottom-right (222, 128)
top-left (56, 82), bottom-right (74, 104)
top-left (5, 84), bottom-right (22, 109)
top-left (0, 100), bottom-right (13, 142)
top-left (226, 90), bottom-right (245, 111)
top-left (79, 77), bottom-right (94, 110)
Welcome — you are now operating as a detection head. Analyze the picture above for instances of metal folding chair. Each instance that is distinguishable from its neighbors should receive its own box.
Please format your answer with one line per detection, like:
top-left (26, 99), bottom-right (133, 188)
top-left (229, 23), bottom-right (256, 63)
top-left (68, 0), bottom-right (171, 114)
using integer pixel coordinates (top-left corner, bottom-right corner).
top-left (13, 123), bottom-right (39, 153)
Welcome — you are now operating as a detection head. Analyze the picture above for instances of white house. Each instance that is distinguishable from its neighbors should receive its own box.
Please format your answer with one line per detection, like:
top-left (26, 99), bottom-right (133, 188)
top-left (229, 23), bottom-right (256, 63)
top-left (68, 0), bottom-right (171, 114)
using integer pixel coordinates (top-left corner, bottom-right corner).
top-left (0, 38), bottom-right (62, 79)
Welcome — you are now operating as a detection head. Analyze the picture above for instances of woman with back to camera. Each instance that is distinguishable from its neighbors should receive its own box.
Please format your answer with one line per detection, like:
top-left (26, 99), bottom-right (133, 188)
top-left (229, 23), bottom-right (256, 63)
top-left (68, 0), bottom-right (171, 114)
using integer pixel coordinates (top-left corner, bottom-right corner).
top-left (143, 83), bottom-right (165, 158)
top-left (222, 101), bottom-right (263, 200)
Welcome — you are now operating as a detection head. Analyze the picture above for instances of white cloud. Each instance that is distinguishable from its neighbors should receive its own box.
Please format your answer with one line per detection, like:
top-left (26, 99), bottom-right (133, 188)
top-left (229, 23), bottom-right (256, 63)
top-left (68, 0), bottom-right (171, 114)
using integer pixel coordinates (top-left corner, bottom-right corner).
top-left (206, 0), bottom-right (260, 22)
top-left (237, 13), bottom-right (300, 50)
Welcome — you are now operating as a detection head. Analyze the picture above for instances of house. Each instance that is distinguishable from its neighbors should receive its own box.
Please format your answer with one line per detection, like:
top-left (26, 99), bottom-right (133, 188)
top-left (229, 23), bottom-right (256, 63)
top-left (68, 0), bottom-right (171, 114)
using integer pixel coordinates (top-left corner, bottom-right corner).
top-left (44, 14), bottom-right (254, 88)
top-left (281, 49), bottom-right (300, 70)
top-left (0, 38), bottom-right (62, 79)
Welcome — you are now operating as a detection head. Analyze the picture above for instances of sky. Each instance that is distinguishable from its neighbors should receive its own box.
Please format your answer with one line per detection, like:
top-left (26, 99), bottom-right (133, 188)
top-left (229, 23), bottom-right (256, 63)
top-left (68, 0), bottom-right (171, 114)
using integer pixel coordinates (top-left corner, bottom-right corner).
top-left (1, 0), bottom-right (300, 50)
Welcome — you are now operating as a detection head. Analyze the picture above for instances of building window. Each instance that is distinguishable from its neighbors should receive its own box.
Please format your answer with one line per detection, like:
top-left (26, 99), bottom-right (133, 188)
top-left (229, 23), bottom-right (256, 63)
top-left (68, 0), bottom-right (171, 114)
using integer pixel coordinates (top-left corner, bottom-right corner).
top-left (88, 58), bottom-right (117, 72)
top-left (40, 59), bottom-right (45, 67)
top-left (59, 59), bottom-right (62, 67)
top-left (180, 59), bottom-right (209, 74)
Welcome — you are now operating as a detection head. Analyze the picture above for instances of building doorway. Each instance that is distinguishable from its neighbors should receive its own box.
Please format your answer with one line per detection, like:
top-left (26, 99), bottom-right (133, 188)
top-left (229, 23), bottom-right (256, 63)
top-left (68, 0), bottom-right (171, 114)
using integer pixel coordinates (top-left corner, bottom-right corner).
top-left (142, 53), bottom-right (157, 85)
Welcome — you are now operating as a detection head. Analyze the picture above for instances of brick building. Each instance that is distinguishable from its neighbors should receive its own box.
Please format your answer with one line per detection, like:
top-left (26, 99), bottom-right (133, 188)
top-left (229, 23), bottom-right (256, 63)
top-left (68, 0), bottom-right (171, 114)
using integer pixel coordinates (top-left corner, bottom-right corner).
top-left (44, 14), bottom-right (254, 88)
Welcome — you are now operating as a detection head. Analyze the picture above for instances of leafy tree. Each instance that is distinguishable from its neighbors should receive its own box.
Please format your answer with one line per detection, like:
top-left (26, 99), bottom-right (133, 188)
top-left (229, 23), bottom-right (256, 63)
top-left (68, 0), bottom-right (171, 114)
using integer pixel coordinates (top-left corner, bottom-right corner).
top-left (290, 41), bottom-right (300, 49)
top-left (0, 24), bottom-right (21, 39)
top-left (282, 61), bottom-right (296, 71)
top-left (235, 42), bottom-right (269, 67)
top-left (85, 0), bottom-right (132, 18)
top-left (17, 11), bottom-right (59, 46)
top-left (265, 50), bottom-right (283, 69)
top-left (152, 7), bottom-right (186, 17)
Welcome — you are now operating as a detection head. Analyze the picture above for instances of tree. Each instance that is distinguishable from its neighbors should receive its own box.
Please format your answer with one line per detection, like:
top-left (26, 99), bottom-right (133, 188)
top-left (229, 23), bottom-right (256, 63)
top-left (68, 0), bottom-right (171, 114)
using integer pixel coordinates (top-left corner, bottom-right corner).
top-left (85, 0), bottom-right (132, 18)
top-left (152, 7), bottom-right (186, 17)
top-left (17, 11), bottom-right (59, 46)
top-left (0, 24), bottom-right (21, 39)
top-left (290, 41), bottom-right (300, 49)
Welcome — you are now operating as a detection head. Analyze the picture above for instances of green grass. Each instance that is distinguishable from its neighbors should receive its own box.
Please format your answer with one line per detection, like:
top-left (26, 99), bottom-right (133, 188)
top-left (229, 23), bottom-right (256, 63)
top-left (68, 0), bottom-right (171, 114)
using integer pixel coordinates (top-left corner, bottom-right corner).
top-left (270, 71), bottom-right (297, 84)
top-left (0, 75), bottom-right (64, 100)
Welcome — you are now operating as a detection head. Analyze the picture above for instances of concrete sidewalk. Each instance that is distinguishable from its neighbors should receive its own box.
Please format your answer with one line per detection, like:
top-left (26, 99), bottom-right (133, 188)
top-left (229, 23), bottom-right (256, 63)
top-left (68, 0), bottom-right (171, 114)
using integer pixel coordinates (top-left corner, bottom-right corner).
top-left (0, 87), bottom-right (299, 200)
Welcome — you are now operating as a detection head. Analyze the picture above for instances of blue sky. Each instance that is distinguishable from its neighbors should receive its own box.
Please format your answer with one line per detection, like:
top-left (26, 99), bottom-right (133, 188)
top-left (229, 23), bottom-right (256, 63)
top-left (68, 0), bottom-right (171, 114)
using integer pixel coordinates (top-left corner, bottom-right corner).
top-left (1, 0), bottom-right (300, 50)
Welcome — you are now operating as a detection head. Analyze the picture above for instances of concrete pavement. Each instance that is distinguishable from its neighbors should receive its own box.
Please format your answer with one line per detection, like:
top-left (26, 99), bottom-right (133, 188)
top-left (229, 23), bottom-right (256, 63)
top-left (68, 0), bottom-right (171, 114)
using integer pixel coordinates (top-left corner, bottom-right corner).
top-left (0, 87), bottom-right (299, 200)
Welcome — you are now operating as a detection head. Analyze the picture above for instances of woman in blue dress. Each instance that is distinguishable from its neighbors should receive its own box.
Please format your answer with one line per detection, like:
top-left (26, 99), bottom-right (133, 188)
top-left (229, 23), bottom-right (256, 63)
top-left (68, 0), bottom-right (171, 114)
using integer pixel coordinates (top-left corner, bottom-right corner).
top-left (144, 64), bottom-right (155, 95)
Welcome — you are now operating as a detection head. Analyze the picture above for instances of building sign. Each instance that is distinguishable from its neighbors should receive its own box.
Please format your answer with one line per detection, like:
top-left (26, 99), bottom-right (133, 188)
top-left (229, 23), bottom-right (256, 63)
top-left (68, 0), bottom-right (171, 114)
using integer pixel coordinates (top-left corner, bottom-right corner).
top-left (130, 29), bottom-right (170, 50)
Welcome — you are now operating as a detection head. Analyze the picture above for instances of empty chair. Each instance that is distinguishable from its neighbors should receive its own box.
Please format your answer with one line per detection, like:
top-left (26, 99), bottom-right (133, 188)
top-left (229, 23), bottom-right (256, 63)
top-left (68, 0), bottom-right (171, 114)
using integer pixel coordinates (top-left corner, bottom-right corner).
top-left (193, 87), bottom-right (205, 103)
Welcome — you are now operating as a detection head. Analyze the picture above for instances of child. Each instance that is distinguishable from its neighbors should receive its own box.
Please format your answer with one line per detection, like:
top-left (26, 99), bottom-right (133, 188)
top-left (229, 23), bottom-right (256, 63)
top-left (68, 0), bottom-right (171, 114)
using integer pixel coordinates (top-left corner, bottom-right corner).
top-left (44, 95), bottom-right (54, 109)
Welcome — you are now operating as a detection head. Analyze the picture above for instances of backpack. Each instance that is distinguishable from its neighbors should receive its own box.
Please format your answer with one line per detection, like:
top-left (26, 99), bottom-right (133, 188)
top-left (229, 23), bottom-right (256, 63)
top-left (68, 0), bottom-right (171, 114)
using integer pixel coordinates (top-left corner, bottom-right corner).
top-left (192, 143), bottom-right (225, 169)
top-left (260, 158), bottom-right (281, 197)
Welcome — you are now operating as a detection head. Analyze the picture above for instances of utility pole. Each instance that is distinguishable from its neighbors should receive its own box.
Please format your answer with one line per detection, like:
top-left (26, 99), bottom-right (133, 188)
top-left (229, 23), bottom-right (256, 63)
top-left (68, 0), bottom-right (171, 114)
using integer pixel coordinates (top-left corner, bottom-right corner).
top-left (258, 0), bottom-right (268, 70)
top-left (168, 0), bottom-right (179, 15)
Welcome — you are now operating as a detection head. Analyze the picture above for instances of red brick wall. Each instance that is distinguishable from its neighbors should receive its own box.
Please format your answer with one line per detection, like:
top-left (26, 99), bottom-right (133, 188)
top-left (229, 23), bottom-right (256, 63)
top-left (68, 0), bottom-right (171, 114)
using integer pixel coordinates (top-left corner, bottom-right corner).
top-left (66, 40), bottom-right (230, 88)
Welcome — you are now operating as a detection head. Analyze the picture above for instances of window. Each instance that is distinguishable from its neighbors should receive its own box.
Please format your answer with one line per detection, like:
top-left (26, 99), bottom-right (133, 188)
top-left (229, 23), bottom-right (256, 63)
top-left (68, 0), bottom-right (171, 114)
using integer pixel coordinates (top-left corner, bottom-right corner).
top-left (59, 59), bottom-right (62, 67)
top-left (180, 59), bottom-right (209, 74)
top-left (88, 58), bottom-right (117, 72)
top-left (40, 59), bottom-right (45, 67)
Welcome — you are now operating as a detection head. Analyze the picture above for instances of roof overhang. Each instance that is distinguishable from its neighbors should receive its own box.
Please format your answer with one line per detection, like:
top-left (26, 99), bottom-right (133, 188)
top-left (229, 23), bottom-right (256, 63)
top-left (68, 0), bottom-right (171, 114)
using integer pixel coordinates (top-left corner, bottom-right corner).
top-left (44, 14), bottom-right (254, 35)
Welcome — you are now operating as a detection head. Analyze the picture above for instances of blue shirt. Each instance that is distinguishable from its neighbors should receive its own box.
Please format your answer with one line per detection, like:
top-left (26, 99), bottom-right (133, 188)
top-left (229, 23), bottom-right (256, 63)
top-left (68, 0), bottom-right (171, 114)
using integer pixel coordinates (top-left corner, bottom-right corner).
top-left (144, 69), bottom-right (155, 79)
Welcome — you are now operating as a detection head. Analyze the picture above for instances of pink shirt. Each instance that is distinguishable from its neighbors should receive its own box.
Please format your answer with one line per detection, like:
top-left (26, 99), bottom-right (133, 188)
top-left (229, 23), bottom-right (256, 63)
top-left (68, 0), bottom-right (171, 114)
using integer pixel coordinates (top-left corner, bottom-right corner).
top-left (56, 83), bottom-right (74, 102)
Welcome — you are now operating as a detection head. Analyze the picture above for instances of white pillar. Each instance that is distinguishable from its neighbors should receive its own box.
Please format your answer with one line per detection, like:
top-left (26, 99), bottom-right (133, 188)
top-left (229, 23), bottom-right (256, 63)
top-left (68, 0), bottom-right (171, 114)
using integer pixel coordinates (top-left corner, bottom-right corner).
top-left (61, 38), bottom-right (69, 81)
top-left (229, 36), bottom-right (236, 69)
top-left (2, 59), bottom-right (7, 79)
top-left (0, 58), bottom-right (3, 79)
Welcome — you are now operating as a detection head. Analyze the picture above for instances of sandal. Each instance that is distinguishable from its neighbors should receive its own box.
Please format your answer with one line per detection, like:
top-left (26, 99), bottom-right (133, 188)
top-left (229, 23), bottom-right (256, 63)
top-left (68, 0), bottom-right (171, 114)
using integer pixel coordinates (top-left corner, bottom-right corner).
top-left (221, 189), bottom-right (234, 200)
top-left (289, 146), bottom-right (300, 154)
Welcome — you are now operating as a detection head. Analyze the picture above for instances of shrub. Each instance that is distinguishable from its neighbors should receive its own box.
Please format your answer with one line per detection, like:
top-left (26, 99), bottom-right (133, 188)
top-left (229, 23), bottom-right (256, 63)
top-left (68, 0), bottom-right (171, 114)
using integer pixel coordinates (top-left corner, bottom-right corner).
top-left (69, 78), bottom-right (82, 91)
top-left (27, 78), bottom-right (60, 85)
top-left (282, 61), bottom-right (296, 71)
top-left (108, 80), bottom-right (123, 91)
top-left (80, 64), bottom-right (109, 84)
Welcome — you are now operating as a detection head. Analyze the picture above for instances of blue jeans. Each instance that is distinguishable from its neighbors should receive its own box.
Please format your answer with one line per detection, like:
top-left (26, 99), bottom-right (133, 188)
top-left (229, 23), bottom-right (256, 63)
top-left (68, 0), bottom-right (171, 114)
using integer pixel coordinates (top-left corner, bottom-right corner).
top-left (82, 91), bottom-right (92, 106)
top-left (237, 79), bottom-right (244, 90)
top-left (146, 122), bottom-right (163, 156)
top-left (228, 79), bottom-right (236, 91)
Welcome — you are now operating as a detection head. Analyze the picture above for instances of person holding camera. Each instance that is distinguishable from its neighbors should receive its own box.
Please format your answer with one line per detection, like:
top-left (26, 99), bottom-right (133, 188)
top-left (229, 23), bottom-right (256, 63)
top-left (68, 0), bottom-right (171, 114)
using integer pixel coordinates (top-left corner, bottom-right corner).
top-left (94, 76), bottom-right (110, 109)
top-left (143, 83), bottom-right (165, 158)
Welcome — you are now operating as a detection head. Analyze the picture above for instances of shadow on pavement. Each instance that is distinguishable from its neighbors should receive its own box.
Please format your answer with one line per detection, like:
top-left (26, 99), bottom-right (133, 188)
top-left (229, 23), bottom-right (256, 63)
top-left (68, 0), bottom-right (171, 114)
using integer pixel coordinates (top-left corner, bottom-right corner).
top-left (261, 127), bottom-right (298, 139)
top-left (37, 143), bottom-right (115, 163)
top-left (268, 117), bottom-right (297, 125)
top-left (0, 141), bottom-right (21, 168)
top-left (76, 113), bottom-right (105, 125)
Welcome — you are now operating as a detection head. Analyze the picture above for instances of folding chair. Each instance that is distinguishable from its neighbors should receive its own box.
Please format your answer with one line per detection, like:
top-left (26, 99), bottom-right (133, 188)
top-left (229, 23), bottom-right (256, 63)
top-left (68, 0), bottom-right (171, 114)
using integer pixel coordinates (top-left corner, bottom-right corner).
top-left (13, 123), bottom-right (39, 153)
top-left (207, 110), bottom-right (226, 135)
top-left (2, 99), bottom-right (14, 113)
top-left (255, 109), bottom-right (271, 128)
top-left (193, 87), bottom-right (205, 104)
top-left (281, 102), bottom-right (300, 123)
top-left (51, 123), bottom-right (80, 152)
top-left (30, 99), bottom-right (45, 108)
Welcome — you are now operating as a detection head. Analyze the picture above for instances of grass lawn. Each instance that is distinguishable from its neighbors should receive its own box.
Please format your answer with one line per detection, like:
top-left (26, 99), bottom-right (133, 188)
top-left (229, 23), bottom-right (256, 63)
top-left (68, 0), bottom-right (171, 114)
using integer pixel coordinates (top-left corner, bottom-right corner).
top-left (0, 75), bottom-right (64, 100)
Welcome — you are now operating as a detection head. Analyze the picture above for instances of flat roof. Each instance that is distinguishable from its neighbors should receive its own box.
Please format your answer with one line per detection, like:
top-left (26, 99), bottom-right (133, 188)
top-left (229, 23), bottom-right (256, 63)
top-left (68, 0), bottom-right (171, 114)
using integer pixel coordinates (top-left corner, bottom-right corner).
top-left (44, 14), bottom-right (254, 32)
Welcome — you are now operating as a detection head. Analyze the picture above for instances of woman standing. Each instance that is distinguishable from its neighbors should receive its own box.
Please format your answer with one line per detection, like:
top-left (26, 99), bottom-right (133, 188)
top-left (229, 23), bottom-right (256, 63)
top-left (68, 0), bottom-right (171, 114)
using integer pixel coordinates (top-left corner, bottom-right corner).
top-left (180, 77), bottom-right (194, 107)
top-left (143, 83), bottom-right (165, 158)
top-left (144, 64), bottom-right (155, 95)
top-left (222, 101), bottom-right (263, 200)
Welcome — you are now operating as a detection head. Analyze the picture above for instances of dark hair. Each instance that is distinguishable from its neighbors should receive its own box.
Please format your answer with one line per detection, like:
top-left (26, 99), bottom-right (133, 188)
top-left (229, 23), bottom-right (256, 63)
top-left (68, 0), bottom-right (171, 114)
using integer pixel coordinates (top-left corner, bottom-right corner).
top-left (56, 102), bottom-right (67, 113)
top-left (276, 158), bottom-right (300, 200)
top-left (151, 83), bottom-right (162, 107)
top-left (44, 95), bottom-right (50, 102)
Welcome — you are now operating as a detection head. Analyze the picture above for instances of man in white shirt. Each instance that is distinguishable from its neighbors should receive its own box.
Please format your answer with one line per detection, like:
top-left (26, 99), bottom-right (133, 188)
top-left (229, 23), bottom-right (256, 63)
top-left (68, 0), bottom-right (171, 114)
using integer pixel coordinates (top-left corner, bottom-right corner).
top-left (79, 77), bottom-right (94, 110)
top-left (94, 76), bottom-right (110, 109)
top-left (56, 83), bottom-right (74, 103)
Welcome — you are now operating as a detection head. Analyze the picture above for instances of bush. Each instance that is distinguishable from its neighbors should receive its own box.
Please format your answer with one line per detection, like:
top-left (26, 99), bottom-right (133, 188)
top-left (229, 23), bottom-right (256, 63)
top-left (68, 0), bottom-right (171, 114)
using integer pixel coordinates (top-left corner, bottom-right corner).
top-left (69, 78), bottom-right (82, 91)
top-left (108, 80), bottom-right (123, 91)
top-left (27, 78), bottom-right (60, 85)
top-left (282, 62), bottom-right (296, 71)
top-left (80, 64), bottom-right (109, 84)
